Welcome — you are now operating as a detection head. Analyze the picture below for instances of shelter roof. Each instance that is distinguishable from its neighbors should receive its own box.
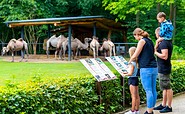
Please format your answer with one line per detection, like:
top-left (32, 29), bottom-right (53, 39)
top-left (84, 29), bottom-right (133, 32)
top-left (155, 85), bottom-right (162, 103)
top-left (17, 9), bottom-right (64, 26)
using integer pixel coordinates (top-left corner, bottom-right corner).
top-left (4, 15), bottom-right (127, 31)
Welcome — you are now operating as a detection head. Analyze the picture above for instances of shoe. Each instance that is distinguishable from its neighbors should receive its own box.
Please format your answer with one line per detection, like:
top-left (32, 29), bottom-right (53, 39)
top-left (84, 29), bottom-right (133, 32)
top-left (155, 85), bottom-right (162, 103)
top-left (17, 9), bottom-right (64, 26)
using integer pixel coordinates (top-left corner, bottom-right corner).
top-left (135, 110), bottom-right (140, 114)
top-left (124, 110), bottom-right (135, 114)
top-left (144, 111), bottom-right (153, 114)
top-left (160, 106), bottom-right (172, 113)
top-left (154, 104), bottom-right (165, 110)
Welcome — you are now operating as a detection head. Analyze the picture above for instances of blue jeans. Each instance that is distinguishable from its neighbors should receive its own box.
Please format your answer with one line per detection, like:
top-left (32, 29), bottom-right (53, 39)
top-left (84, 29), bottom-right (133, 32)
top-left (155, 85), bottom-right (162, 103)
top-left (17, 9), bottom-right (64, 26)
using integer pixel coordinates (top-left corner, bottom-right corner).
top-left (140, 68), bottom-right (158, 108)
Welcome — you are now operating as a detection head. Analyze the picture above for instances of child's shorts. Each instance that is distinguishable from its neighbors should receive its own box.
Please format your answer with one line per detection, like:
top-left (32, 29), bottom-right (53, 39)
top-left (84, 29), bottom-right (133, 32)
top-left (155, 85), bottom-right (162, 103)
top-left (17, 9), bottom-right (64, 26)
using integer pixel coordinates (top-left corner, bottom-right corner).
top-left (128, 77), bottom-right (139, 86)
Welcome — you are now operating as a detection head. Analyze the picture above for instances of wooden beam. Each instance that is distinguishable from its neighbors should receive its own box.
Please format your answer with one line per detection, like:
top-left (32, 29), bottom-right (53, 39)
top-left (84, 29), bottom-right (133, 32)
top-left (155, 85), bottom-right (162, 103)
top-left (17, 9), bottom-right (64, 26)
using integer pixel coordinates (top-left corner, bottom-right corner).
top-left (8, 21), bottom-right (61, 27)
top-left (54, 21), bottom-right (95, 26)
top-left (96, 21), bottom-right (121, 32)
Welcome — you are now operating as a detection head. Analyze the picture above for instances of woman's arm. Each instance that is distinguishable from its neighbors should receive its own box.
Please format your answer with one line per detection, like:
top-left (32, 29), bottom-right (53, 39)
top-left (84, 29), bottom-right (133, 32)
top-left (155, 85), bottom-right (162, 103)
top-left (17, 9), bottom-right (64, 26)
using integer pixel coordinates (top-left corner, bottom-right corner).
top-left (129, 39), bottom-right (145, 63)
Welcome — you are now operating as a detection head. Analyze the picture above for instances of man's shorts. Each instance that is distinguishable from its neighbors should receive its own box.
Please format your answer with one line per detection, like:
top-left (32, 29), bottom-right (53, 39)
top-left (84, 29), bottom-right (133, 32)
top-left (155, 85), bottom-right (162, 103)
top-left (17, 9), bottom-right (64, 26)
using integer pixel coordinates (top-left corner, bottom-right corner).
top-left (128, 77), bottom-right (139, 86)
top-left (158, 73), bottom-right (171, 90)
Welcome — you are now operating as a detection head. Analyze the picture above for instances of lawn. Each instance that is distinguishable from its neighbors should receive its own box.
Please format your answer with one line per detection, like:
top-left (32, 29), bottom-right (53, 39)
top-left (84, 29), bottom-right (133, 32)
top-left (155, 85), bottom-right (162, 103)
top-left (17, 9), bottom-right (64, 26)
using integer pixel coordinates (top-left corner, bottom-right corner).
top-left (0, 58), bottom-right (116, 86)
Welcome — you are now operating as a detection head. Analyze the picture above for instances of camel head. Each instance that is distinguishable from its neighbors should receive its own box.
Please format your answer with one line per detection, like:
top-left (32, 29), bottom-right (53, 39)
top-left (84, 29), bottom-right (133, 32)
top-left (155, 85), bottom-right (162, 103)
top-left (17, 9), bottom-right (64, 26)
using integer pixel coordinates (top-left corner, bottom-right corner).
top-left (1, 47), bottom-right (8, 56)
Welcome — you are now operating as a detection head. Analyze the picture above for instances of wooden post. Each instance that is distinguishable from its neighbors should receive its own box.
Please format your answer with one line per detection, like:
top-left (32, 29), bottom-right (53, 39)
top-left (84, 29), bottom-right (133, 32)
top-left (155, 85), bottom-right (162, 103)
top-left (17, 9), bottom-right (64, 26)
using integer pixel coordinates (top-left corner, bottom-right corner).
top-left (48, 24), bottom-right (51, 38)
top-left (93, 22), bottom-right (96, 36)
top-left (107, 30), bottom-right (112, 39)
top-left (96, 81), bottom-right (102, 104)
top-left (120, 76), bottom-right (125, 106)
top-left (21, 26), bottom-right (24, 39)
top-left (68, 24), bottom-right (72, 61)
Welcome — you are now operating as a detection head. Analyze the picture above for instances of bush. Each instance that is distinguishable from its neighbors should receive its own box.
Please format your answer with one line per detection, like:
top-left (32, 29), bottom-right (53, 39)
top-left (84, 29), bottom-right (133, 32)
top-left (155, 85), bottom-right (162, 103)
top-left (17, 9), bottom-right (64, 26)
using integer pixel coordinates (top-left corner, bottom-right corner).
top-left (0, 61), bottom-right (184, 113)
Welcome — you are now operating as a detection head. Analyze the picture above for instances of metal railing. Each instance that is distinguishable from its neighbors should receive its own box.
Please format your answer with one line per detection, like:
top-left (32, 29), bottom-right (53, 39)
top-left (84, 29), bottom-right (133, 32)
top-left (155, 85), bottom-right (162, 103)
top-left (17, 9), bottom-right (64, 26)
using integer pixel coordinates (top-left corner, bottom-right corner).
top-left (0, 42), bottom-right (137, 56)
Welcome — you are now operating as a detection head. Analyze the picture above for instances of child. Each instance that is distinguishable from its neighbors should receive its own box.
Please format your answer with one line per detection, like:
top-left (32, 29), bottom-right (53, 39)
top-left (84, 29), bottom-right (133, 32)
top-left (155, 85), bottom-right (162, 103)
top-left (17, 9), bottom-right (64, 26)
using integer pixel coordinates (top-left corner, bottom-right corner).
top-left (123, 47), bottom-right (140, 114)
top-left (156, 12), bottom-right (174, 48)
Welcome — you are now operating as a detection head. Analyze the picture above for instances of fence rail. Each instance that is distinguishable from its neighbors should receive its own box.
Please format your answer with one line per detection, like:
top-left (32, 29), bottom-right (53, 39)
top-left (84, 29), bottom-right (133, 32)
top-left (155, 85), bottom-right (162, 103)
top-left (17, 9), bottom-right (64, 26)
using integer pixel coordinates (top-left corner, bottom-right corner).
top-left (0, 42), bottom-right (137, 56)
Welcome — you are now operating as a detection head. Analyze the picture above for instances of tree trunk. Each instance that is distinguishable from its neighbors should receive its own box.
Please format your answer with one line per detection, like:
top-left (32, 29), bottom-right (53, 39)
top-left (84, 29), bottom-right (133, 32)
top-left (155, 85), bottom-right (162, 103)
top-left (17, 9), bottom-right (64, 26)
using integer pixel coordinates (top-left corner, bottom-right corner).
top-left (173, 3), bottom-right (176, 41)
top-left (157, 3), bottom-right (161, 26)
top-left (170, 3), bottom-right (174, 21)
top-left (136, 11), bottom-right (140, 27)
top-left (33, 44), bottom-right (37, 55)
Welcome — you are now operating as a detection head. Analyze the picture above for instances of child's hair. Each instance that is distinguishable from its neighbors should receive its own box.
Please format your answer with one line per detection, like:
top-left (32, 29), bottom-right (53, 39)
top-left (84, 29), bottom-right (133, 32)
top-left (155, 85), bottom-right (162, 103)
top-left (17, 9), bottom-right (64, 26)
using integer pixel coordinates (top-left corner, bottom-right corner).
top-left (129, 46), bottom-right (136, 58)
top-left (157, 12), bottom-right (166, 19)
top-left (133, 28), bottom-right (149, 38)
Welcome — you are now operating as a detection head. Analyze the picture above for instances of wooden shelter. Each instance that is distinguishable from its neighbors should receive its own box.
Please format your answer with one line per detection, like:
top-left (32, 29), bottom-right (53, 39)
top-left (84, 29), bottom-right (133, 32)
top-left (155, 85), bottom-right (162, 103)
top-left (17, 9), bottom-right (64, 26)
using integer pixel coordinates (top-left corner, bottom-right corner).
top-left (4, 15), bottom-right (128, 60)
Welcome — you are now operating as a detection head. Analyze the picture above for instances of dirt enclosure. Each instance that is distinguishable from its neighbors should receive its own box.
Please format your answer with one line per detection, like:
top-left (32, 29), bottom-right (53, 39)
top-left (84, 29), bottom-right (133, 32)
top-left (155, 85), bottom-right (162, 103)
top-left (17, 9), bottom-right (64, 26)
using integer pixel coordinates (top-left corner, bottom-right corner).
top-left (1, 54), bottom-right (105, 63)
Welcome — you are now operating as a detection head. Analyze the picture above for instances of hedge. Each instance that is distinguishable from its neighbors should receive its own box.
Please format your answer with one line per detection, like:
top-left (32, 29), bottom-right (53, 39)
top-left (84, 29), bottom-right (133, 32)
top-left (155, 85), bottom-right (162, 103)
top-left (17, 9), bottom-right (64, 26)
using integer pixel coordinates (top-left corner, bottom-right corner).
top-left (0, 61), bottom-right (184, 114)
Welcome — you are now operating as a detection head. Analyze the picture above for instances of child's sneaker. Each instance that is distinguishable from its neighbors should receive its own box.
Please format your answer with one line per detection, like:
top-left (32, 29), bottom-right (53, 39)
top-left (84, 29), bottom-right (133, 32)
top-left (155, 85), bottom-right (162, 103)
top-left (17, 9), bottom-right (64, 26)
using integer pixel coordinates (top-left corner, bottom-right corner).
top-left (124, 110), bottom-right (135, 114)
top-left (160, 106), bottom-right (172, 113)
top-left (135, 110), bottom-right (140, 114)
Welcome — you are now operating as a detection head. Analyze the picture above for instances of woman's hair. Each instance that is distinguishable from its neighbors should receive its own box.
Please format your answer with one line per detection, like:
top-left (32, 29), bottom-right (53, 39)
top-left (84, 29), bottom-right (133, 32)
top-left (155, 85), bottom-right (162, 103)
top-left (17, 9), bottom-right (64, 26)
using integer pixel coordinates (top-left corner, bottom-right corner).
top-left (157, 12), bottom-right (166, 19)
top-left (133, 28), bottom-right (149, 38)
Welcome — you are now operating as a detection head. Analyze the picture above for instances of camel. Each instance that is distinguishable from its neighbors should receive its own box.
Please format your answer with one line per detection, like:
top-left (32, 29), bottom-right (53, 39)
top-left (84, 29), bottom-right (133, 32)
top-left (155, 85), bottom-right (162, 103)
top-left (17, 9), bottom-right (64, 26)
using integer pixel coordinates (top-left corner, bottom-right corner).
top-left (46, 34), bottom-right (68, 58)
top-left (62, 37), bottom-right (92, 59)
top-left (2, 38), bottom-right (29, 62)
top-left (100, 38), bottom-right (116, 57)
top-left (90, 36), bottom-right (100, 58)
top-left (56, 35), bottom-right (67, 59)
top-left (75, 38), bottom-right (92, 58)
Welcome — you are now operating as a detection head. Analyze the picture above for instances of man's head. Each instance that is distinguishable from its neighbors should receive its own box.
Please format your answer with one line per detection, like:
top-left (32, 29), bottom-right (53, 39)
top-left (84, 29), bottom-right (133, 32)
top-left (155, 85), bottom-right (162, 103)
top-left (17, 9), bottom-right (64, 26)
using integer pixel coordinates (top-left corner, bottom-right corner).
top-left (155, 27), bottom-right (160, 39)
top-left (157, 12), bottom-right (166, 23)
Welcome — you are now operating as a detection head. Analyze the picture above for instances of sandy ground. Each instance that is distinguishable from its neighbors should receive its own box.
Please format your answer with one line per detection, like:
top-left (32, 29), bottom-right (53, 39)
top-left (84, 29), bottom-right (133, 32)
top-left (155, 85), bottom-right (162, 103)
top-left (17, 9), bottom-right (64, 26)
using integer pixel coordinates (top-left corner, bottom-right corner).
top-left (1, 54), bottom-right (84, 63)
top-left (0, 54), bottom-right (106, 63)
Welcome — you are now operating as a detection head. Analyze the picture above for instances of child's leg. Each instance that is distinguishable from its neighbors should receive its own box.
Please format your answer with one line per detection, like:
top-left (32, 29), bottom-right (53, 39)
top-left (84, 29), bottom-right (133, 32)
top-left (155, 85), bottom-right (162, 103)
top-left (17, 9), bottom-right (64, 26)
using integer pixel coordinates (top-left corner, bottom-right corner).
top-left (130, 85), bottom-right (138, 111)
top-left (135, 86), bottom-right (140, 111)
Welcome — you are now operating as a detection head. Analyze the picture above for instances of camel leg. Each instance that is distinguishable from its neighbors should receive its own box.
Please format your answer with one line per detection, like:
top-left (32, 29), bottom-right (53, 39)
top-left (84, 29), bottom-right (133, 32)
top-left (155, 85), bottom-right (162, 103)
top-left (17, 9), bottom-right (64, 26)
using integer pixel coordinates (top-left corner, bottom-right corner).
top-left (113, 46), bottom-right (116, 56)
top-left (93, 48), bottom-right (96, 58)
top-left (11, 52), bottom-right (14, 62)
top-left (110, 47), bottom-right (112, 57)
top-left (19, 50), bottom-right (24, 62)
top-left (55, 50), bottom-right (58, 59)
top-left (25, 49), bottom-right (29, 62)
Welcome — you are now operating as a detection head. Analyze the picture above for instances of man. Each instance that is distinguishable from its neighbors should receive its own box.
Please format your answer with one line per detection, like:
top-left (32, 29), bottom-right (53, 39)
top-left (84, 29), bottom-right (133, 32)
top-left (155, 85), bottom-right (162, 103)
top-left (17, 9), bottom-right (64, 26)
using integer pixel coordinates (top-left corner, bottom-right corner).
top-left (154, 27), bottom-right (173, 113)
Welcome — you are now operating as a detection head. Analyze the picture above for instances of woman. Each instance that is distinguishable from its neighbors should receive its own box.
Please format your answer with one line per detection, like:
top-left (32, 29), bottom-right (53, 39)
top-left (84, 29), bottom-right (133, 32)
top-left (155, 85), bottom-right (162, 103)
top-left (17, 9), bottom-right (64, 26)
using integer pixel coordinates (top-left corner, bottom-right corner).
top-left (129, 28), bottom-right (158, 114)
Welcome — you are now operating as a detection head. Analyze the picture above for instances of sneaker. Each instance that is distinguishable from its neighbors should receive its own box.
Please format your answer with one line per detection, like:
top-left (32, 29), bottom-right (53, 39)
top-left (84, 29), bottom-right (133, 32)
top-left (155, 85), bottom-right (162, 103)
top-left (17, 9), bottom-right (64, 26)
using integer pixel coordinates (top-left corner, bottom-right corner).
top-left (135, 110), bottom-right (140, 114)
top-left (144, 111), bottom-right (153, 114)
top-left (154, 104), bottom-right (165, 110)
top-left (160, 106), bottom-right (172, 113)
top-left (125, 110), bottom-right (135, 114)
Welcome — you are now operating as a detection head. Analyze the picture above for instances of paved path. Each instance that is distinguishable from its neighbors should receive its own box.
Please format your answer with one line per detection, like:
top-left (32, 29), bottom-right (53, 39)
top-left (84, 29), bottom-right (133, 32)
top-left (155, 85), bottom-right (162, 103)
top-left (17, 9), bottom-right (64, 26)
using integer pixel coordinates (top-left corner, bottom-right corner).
top-left (116, 92), bottom-right (185, 114)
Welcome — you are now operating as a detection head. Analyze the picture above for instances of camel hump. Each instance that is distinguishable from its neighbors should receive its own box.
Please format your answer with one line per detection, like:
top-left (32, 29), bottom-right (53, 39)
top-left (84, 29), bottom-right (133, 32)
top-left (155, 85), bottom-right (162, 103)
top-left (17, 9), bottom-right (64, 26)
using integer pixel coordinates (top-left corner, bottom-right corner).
top-left (18, 38), bottom-right (23, 41)
top-left (10, 39), bottom-right (17, 43)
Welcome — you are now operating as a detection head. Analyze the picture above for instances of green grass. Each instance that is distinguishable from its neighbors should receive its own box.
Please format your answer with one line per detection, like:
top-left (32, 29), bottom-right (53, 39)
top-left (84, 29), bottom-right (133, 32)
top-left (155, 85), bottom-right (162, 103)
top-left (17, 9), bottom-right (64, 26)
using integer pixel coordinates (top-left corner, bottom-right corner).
top-left (0, 58), bottom-right (116, 86)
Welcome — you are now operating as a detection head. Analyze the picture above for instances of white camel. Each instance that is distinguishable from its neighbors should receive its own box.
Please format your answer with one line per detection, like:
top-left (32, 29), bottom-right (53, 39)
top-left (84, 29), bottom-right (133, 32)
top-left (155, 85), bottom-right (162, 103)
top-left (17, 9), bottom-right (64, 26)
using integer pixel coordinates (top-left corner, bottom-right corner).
top-left (56, 35), bottom-right (67, 59)
top-left (2, 38), bottom-right (29, 62)
top-left (46, 34), bottom-right (66, 58)
top-left (90, 36), bottom-right (100, 58)
top-left (100, 38), bottom-right (116, 57)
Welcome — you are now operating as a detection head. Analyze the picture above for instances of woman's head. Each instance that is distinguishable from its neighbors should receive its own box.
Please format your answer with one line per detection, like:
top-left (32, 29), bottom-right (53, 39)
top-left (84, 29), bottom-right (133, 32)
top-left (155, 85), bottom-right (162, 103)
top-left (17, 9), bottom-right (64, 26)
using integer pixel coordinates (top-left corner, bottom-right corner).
top-left (133, 28), bottom-right (149, 40)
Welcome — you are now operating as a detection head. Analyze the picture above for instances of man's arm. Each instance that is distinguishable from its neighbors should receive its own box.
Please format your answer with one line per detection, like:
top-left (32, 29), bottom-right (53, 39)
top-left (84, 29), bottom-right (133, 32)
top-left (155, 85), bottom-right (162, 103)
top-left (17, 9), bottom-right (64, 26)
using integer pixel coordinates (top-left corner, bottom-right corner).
top-left (155, 49), bottom-right (168, 60)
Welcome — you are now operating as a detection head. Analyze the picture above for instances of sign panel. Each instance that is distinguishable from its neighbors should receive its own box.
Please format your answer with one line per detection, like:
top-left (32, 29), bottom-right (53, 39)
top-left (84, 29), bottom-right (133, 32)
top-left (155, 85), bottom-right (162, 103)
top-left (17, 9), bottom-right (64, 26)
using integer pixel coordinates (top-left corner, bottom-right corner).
top-left (80, 58), bottom-right (116, 82)
top-left (106, 56), bottom-right (129, 76)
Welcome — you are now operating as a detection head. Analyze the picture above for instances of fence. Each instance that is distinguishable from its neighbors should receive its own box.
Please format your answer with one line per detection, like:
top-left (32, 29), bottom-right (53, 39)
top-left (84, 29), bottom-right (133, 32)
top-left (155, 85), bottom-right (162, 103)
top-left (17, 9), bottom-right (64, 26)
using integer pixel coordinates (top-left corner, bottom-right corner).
top-left (0, 42), bottom-right (137, 57)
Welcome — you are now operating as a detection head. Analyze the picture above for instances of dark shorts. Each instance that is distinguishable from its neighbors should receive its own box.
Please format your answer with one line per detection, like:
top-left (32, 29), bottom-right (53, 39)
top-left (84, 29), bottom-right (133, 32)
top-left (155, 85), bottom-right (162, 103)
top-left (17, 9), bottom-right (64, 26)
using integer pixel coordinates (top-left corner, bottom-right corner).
top-left (128, 77), bottom-right (139, 86)
top-left (158, 73), bottom-right (171, 90)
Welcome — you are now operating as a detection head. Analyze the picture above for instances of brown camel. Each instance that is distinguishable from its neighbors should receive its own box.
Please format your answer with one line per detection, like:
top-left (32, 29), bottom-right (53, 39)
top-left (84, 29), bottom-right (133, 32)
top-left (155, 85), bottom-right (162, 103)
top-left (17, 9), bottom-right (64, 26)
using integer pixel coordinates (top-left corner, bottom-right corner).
top-left (100, 38), bottom-right (116, 57)
top-left (2, 38), bottom-right (29, 62)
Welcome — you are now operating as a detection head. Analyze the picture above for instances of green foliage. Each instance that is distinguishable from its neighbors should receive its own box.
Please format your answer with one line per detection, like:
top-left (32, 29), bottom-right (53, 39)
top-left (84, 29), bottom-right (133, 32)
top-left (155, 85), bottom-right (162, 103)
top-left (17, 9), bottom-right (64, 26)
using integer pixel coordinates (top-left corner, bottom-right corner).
top-left (0, 61), bottom-right (184, 113)
top-left (171, 45), bottom-right (185, 60)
